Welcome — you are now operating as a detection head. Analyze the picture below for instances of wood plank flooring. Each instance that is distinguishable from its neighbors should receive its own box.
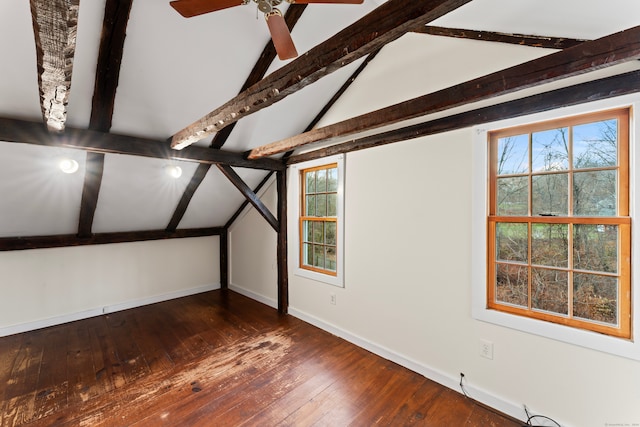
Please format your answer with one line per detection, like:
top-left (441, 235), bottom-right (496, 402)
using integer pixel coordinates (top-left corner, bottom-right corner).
top-left (0, 290), bottom-right (522, 426)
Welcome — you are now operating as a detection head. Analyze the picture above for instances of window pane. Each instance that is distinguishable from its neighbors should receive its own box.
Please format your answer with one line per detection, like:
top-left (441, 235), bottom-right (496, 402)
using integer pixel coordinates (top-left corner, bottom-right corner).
top-left (314, 245), bottom-right (325, 269)
top-left (306, 171), bottom-right (316, 193)
top-left (327, 167), bottom-right (338, 191)
top-left (496, 223), bottom-right (527, 262)
top-left (325, 247), bottom-right (337, 272)
top-left (573, 119), bottom-right (617, 169)
top-left (497, 134), bottom-right (529, 175)
top-left (496, 264), bottom-right (528, 307)
top-left (306, 195), bottom-right (316, 216)
top-left (532, 173), bottom-right (568, 216)
top-left (303, 243), bottom-right (313, 266)
top-left (316, 194), bottom-right (327, 217)
top-left (531, 223), bottom-right (568, 267)
top-left (573, 170), bottom-right (616, 216)
top-left (325, 222), bottom-right (336, 246)
top-left (303, 220), bottom-right (313, 243)
top-left (573, 224), bottom-right (618, 273)
top-left (317, 169), bottom-right (327, 192)
top-left (573, 273), bottom-right (617, 325)
top-left (313, 222), bottom-right (324, 244)
top-left (327, 194), bottom-right (337, 216)
top-left (532, 127), bottom-right (569, 172)
top-left (497, 176), bottom-right (528, 215)
top-left (532, 268), bottom-right (568, 315)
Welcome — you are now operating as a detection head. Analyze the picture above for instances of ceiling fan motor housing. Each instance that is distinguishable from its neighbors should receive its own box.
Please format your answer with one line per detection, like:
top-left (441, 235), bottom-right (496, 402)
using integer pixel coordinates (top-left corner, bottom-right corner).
top-left (256, 0), bottom-right (282, 13)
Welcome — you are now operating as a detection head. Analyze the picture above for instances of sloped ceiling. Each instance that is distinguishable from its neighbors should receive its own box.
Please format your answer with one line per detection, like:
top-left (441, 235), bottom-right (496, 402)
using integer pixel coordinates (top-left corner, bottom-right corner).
top-left (1, 0), bottom-right (639, 248)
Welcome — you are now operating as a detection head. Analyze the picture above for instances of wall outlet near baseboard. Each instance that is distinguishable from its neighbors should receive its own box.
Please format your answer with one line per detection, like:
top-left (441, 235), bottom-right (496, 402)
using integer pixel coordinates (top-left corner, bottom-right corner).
top-left (479, 339), bottom-right (494, 360)
top-left (330, 293), bottom-right (336, 305)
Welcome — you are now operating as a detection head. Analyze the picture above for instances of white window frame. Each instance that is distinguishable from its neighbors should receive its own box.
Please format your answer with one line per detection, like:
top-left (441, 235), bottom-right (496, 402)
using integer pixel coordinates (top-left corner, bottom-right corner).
top-left (290, 154), bottom-right (345, 287)
top-left (472, 95), bottom-right (640, 360)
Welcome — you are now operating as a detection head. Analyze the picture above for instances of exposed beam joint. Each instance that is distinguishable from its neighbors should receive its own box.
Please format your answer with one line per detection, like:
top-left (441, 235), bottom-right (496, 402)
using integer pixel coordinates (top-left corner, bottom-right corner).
top-left (165, 5), bottom-right (307, 231)
top-left (0, 228), bottom-right (224, 252)
top-left (0, 119), bottom-right (285, 171)
top-left (249, 24), bottom-right (640, 159)
top-left (414, 26), bottom-right (588, 49)
top-left (30, 0), bottom-right (79, 132)
top-left (170, 0), bottom-right (473, 150)
top-left (216, 164), bottom-right (279, 232)
top-left (287, 70), bottom-right (640, 164)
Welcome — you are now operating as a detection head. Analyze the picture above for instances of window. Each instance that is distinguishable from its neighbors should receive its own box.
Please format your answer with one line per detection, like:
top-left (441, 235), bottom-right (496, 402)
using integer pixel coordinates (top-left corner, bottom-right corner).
top-left (292, 154), bottom-right (345, 287)
top-left (300, 163), bottom-right (339, 275)
top-left (487, 108), bottom-right (630, 339)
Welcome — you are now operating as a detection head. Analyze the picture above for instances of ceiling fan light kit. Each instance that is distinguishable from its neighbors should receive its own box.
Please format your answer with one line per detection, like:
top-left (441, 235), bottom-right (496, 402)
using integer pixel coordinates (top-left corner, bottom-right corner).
top-left (170, 0), bottom-right (363, 60)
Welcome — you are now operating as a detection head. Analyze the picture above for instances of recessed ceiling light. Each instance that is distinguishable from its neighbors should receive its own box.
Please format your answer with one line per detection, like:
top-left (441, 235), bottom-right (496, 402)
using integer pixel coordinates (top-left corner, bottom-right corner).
top-left (165, 165), bottom-right (182, 178)
top-left (59, 158), bottom-right (79, 174)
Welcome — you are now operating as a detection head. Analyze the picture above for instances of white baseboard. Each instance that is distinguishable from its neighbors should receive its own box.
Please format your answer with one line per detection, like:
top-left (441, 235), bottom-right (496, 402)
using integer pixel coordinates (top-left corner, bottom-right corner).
top-left (228, 283), bottom-right (278, 309)
top-left (0, 283), bottom-right (220, 337)
top-left (288, 307), bottom-right (529, 424)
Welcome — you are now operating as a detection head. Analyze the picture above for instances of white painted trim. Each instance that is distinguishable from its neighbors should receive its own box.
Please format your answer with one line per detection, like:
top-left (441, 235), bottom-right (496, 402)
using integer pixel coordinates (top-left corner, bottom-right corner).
top-left (0, 283), bottom-right (220, 337)
top-left (228, 283), bottom-right (278, 309)
top-left (471, 94), bottom-right (640, 361)
top-left (287, 307), bottom-right (558, 425)
top-left (289, 154), bottom-right (346, 288)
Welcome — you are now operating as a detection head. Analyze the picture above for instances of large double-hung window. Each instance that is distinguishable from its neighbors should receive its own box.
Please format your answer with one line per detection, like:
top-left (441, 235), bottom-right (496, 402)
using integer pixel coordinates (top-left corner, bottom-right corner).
top-left (487, 108), bottom-right (631, 339)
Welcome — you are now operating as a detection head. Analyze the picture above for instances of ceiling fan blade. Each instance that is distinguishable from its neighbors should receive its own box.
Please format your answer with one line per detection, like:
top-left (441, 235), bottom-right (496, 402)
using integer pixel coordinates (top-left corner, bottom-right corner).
top-left (265, 11), bottom-right (298, 60)
top-left (170, 0), bottom-right (244, 17)
top-left (288, 0), bottom-right (364, 4)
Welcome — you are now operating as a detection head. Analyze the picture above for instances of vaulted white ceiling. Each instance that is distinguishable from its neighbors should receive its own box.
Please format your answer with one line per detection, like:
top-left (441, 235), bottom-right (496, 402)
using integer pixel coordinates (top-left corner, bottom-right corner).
top-left (1, 0), bottom-right (639, 240)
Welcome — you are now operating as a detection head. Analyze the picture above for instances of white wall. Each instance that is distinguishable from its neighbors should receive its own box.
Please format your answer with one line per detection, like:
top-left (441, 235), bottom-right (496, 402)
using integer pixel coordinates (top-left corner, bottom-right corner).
top-left (228, 178), bottom-right (279, 307)
top-left (0, 236), bottom-right (220, 336)
top-left (229, 34), bottom-right (640, 426)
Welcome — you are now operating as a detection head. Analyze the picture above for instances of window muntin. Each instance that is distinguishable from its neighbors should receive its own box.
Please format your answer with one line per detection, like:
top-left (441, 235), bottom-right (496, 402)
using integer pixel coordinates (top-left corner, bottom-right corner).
top-left (488, 108), bottom-right (631, 338)
top-left (300, 163), bottom-right (338, 276)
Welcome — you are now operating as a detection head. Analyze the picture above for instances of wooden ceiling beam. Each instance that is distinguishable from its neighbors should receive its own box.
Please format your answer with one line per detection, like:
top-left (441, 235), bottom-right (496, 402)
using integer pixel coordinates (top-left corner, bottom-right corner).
top-left (287, 70), bottom-right (640, 164)
top-left (0, 228), bottom-right (223, 252)
top-left (30, 0), bottom-right (79, 132)
top-left (248, 25), bottom-right (640, 159)
top-left (166, 5), bottom-right (307, 232)
top-left (78, 0), bottom-right (134, 238)
top-left (216, 164), bottom-right (279, 232)
top-left (169, 0), bottom-right (473, 150)
top-left (414, 26), bottom-right (588, 49)
top-left (0, 118), bottom-right (285, 171)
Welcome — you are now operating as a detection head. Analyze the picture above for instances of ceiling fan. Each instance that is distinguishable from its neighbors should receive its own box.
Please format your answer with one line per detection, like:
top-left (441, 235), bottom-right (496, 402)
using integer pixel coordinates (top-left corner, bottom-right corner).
top-left (170, 0), bottom-right (364, 60)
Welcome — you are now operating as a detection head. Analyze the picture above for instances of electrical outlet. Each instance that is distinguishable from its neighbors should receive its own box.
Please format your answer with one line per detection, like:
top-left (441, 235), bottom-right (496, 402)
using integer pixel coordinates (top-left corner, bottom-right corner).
top-left (479, 339), bottom-right (494, 360)
top-left (330, 293), bottom-right (336, 305)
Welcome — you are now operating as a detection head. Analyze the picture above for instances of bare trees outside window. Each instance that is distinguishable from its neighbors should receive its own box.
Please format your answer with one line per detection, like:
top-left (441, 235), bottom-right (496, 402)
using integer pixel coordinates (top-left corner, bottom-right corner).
top-left (487, 108), bottom-right (631, 339)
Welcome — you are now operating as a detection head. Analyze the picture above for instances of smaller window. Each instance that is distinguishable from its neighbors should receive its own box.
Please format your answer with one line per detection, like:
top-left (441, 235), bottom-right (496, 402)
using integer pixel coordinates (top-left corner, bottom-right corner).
top-left (292, 154), bottom-right (345, 287)
top-left (300, 163), bottom-right (339, 276)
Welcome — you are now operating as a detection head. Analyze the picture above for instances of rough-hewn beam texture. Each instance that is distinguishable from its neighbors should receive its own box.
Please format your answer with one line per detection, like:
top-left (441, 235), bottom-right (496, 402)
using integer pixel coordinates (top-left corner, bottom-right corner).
top-left (0, 228), bottom-right (223, 252)
top-left (287, 70), bottom-right (640, 164)
top-left (30, 0), bottom-right (79, 132)
top-left (0, 119), bottom-right (284, 171)
top-left (224, 49), bottom-right (379, 230)
top-left (249, 25), bottom-right (640, 158)
top-left (170, 0), bottom-right (472, 149)
top-left (414, 26), bottom-right (588, 49)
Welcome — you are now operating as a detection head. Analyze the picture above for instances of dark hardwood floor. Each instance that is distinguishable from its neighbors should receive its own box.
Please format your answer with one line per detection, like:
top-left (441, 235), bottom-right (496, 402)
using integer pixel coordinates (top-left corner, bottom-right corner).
top-left (0, 290), bottom-right (521, 426)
